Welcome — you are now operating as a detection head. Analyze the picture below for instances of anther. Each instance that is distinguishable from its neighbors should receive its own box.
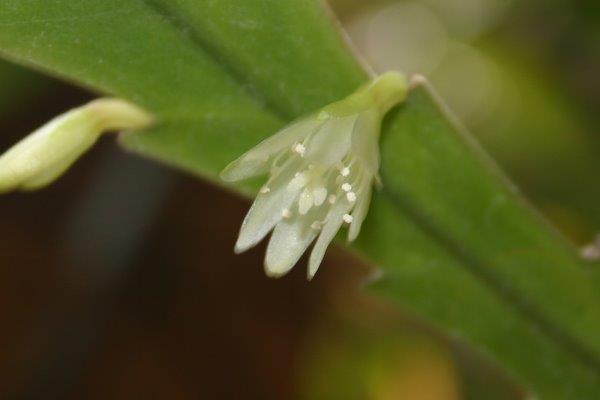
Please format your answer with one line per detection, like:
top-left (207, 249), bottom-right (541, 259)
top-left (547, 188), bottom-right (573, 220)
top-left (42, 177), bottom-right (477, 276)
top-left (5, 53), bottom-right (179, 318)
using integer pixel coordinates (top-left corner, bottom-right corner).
top-left (340, 167), bottom-right (350, 177)
top-left (292, 143), bottom-right (306, 157)
top-left (341, 183), bottom-right (352, 192)
top-left (328, 195), bottom-right (337, 204)
top-left (259, 186), bottom-right (270, 194)
top-left (281, 208), bottom-right (292, 219)
top-left (346, 192), bottom-right (357, 202)
top-left (343, 214), bottom-right (353, 224)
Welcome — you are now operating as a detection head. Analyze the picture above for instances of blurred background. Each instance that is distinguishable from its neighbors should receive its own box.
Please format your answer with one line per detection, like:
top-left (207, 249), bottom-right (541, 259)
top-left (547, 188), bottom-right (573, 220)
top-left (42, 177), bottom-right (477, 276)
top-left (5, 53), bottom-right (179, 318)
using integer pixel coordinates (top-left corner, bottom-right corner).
top-left (0, 0), bottom-right (598, 398)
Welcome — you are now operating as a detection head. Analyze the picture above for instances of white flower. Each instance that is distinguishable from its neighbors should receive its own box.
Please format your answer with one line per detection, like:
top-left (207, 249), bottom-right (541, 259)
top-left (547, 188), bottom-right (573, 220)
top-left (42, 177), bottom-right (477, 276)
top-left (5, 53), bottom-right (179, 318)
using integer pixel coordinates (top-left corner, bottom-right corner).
top-left (221, 72), bottom-right (408, 279)
top-left (0, 98), bottom-right (153, 193)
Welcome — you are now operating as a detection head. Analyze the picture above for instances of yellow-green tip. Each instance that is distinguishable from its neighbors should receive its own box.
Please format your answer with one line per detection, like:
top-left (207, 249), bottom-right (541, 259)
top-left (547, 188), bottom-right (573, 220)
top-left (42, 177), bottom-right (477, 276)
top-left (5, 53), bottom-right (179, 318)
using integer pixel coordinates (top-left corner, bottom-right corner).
top-left (368, 71), bottom-right (409, 115)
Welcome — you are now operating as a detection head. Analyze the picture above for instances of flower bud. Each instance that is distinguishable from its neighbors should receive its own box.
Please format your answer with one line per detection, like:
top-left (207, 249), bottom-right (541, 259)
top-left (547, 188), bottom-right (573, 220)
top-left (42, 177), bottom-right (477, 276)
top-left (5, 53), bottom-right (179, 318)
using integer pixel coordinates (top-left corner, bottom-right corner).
top-left (0, 98), bottom-right (153, 193)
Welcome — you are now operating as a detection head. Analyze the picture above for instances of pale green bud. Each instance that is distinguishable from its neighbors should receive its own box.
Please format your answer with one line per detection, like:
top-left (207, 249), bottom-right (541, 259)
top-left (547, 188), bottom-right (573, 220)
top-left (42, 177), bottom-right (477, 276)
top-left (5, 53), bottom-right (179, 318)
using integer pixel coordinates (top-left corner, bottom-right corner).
top-left (0, 98), bottom-right (153, 193)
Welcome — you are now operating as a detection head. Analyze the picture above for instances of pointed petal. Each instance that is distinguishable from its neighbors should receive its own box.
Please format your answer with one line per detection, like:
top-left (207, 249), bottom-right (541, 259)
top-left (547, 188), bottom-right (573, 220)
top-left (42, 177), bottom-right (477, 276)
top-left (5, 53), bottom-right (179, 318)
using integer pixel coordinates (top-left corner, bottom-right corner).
top-left (351, 109), bottom-right (381, 176)
top-left (313, 187), bottom-right (327, 206)
top-left (287, 171), bottom-right (309, 192)
top-left (234, 158), bottom-right (304, 253)
top-left (348, 179), bottom-right (373, 242)
top-left (220, 117), bottom-right (322, 182)
top-left (305, 116), bottom-right (356, 167)
top-left (220, 157), bottom-right (271, 182)
top-left (308, 200), bottom-right (352, 280)
top-left (265, 216), bottom-right (317, 278)
top-left (298, 188), bottom-right (313, 214)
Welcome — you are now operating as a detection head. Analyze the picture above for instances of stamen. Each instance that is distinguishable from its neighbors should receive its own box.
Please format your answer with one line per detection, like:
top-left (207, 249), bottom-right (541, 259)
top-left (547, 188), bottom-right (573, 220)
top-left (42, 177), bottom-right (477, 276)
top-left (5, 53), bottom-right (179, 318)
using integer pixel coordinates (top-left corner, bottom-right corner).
top-left (292, 143), bottom-right (306, 157)
top-left (346, 192), bottom-right (357, 202)
top-left (311, 221), bottom-right (322, 230)
top-left (327, 195), bottom-right (337, 204)
top-left (340, 167), bottom-right (350, 177)
top-left (259, 186), bottom-right (270, 194)
top-left (341, 183), bottom-right (352, 192)
top-left (281, 208), bottom-right (292, 219)
top-left (343, 214), bottom-right (353, 224)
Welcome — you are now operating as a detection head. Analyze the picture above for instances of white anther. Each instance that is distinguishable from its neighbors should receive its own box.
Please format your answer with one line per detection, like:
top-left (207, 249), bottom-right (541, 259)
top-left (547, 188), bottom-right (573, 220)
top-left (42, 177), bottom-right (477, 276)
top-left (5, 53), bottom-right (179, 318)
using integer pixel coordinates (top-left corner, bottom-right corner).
top-left (311, 221), bottom-right (322, 230)
top-left (341, 183), bottom-right (352, 192)
top-left (259, 186), bottom-right (270, 194)
top-left (346, 192), bottom-right (357, 202)
top-left (281, 208), bottom-right (292, 219)
top-left (342, 214), bottom-right (353, 224)
top-left (340, 167), bottom-right (350, 177)
top-left (327, 195), bottom-right (337, 204)
top-left (292, 143), bottom-right (306, 157)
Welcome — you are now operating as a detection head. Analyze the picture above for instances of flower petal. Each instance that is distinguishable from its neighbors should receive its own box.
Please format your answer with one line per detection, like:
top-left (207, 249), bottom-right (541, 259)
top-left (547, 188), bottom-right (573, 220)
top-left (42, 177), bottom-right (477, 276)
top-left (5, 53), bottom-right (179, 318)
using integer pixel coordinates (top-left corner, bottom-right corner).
top-left (351, 109), bottom-right (381, 176)
top-left (219, 157), bottom-right (271, 183)
top-left (348, 178), bottom-right (373, 242)
top-left (313, 187), bottom-right (327, 206)
top-left (234, 158), bottom-right (304, 253)
top-left (305, 116), bottom-right (356, 167)
top-left (265, 215), bottom-right (318, 278)
top-left (220, 116), bottom-right (322, 182)
top-left (298, 188), bottom-right (313, 214)
top-left (308, 200), bottom-right (352, 280)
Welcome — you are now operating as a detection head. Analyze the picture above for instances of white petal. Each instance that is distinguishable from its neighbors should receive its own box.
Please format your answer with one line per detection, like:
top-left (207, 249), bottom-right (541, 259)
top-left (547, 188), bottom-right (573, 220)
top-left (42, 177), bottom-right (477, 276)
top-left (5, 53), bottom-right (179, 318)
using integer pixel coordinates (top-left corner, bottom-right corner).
top-left (313, 187), bottom-right (327, 206)
top-left (265, 216), bottom-right (318, 278)
top-left (308, 200), bottom-right (352, 280)
top-left (287, 171), bottom-right (309, 192)
top-left (305, 116), bottom-right (356, 167)
top-left (219, 157), bottom-right (271, 183)
top-left (234, 159), bottom-right (303, 253)
top-left (298, 188), bottom-right (313, 214)
top-left (348, 181), bottom-right (373, 242)
top-left (351, 109), bottom-right (381, 176)
top-left (220, 116), bottom-right (322, 182)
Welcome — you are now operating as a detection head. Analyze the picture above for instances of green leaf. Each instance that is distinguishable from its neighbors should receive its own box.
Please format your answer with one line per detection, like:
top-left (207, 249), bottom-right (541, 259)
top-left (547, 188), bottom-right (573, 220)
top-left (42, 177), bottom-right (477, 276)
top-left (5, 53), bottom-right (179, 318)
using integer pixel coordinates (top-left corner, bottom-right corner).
top-left (0, 1), bottom-right (598, 398)
top-left (356, 83), bottom-right (600, 399)
top-left (0, 60), bottom-right (53, 117)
